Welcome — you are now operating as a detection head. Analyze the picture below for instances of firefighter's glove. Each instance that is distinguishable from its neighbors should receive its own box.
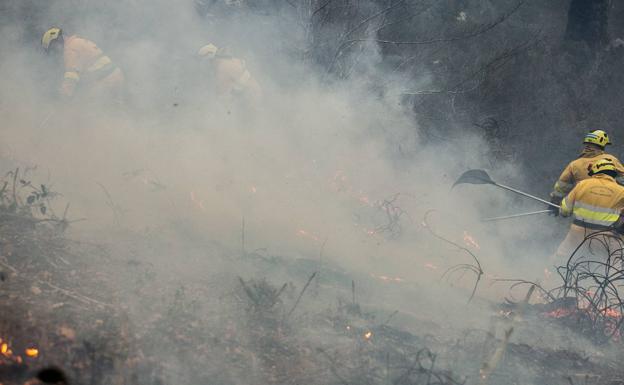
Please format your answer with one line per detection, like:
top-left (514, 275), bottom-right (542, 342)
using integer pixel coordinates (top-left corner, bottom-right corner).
top-left (548, 196), bottom-right (562, 217)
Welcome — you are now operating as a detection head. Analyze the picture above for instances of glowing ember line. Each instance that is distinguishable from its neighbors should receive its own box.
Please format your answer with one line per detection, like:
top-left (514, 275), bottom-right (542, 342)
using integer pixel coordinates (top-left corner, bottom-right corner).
top-left (463, 231), bottom-right (480, 249)
top-left (370, 273), bottom-right (404, 283)
top-left (544, 308), bottom-right (574, 318)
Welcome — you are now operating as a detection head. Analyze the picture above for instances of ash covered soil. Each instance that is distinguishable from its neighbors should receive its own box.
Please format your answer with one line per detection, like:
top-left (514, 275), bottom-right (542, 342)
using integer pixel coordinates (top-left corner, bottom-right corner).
top-left (1, 176), bottom-right (623, 385)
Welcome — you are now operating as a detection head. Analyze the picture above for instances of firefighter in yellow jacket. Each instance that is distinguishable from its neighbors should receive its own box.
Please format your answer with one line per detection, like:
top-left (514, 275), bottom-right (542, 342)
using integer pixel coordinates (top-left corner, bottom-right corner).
top-left (41, 27), bottom-right (124, 101)
top-left (550, 130), bottom-right (624, 210)
top-left (197, 43), bottom-right (262, 108)
top-left (555, 158), bottom-right (624, 260)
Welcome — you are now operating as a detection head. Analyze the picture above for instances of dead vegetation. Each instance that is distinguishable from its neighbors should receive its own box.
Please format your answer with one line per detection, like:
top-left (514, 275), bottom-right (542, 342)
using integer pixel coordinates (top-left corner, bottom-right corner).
top-left (1, 169), bottom-right (624, 385)
top-left (0, 169), bottom-right (129, 384)
top-left (497, 230), bottom-right (624, 347)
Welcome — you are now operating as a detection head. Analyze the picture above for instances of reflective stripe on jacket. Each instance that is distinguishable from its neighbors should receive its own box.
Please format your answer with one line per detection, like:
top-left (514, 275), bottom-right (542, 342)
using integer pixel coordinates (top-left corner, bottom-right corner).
top-left (61, 35), bottom-right (118, 96)
top-left (560, 174), bottom-right (624, 229)
top-left (551, 147), bottom-right (624, 198)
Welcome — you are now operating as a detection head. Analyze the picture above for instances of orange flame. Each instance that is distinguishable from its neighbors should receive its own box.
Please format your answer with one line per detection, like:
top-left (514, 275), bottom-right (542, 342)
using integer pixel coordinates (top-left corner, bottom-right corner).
top-left (25, 347), bottom-right (39, 358)
top-left (364, 331), bottom-right (373, 340)
top-left (602, 308), bottom-right (622, 318)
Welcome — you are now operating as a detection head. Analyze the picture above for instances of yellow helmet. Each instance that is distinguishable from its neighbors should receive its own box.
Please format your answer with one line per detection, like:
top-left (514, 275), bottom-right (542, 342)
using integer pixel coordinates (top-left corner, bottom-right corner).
top-left (198, 43), bottom-right (219, 58)
top-left (42, 27), bottom-right (62, 51)
top-left (584, 130), bottom-right (611, 148)
top-left (590, 157), bottom-right (617, 175)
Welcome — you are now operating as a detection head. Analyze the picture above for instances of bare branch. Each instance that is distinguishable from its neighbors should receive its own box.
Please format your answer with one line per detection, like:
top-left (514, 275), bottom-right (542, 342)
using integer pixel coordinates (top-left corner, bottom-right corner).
top-left (350, 0), bottom-right (525, 47)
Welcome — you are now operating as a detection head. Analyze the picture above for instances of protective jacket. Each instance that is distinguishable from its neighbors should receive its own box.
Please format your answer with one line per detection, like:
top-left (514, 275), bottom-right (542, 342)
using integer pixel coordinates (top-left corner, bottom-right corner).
top-left (213, 56), bottom-right (262, 102)
top-left (560, 174), bottom-right (624, 230)
top-left (551, 146), bottom-right (624, 199)
top-left (61, 35), bottom-right (123, 98)
top-left (555, 173), bottom-right (624, 260)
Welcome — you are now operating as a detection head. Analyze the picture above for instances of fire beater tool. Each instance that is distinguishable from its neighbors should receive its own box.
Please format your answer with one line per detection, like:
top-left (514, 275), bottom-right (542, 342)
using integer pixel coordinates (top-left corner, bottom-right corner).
top-left (453, 169), bottom-right (560, 209)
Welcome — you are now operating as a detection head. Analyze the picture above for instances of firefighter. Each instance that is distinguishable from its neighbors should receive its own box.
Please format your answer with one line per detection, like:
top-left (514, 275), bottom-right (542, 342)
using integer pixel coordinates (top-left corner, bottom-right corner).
top-left (41, 27), bottom-right (124, 102)
top-left (555, 158), bottom-right (624, 260)
top-left (197, 43), bottom-right (262, 108)
top-left (549, 129), bottom-right (624, 213)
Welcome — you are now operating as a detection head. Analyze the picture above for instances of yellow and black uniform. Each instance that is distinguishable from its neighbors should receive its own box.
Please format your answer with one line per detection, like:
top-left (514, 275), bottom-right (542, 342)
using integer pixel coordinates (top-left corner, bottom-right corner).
top-left (560, 174), bottom-right (624, 229)
top-left (60, 35), bottom-right (124, 99)
top-left (555, 164), bottom-right (624, 259)
top-left (197, 43), bottom-right (262, 108)
top-left (551, 146), bottom-right (624, 200)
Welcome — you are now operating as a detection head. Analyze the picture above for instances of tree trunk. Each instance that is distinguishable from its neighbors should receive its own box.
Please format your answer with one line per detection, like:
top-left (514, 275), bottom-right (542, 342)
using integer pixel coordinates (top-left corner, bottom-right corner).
top-left (565, 0), bottom-right (610, 50)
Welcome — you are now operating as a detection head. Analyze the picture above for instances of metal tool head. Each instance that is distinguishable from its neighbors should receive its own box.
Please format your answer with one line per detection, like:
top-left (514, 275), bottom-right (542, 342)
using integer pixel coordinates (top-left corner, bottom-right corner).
top-left (453, 169), bottom-right (494, 187)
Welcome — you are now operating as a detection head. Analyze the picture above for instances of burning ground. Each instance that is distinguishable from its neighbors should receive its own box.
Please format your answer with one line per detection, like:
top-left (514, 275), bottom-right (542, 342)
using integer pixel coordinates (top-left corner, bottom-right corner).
top-left (5, 1), bottom-right (624, 383)
top-left (1, 168), bottom-right (624, 385)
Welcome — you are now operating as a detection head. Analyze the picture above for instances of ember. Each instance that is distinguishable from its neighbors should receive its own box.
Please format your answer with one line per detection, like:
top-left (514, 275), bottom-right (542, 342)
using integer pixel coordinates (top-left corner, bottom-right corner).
top-left (602, 308), bottom-right (622, 318)
top-left (365, 228), bottom-right (378, 236)
top-left (462, 231), bottom-right (480, 249)
top-left (296, 229), bottom-right (322, 242)
top-left (424, 262), bottom-right (438, 270)
top-left (358, 195), bottom-right (371, 205)
top-left (370, 273), bottom-right (403, 283)
top-left (25, 347), bottom-right (39, 358)
top-left (1, 342), bottom-right (8, 356)
top-left (544, 308), bottom-right (574, 318)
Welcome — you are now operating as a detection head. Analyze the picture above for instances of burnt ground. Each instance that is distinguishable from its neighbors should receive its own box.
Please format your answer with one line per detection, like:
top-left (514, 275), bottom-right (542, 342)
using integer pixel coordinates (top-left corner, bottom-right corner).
top-left (0, 172), bottom-right (623, 385)
top-left (2, 232), bottom-right (624, 384)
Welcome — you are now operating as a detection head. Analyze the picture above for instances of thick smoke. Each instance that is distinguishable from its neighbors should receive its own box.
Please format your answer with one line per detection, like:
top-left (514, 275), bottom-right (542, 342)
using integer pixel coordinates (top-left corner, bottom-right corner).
top-left (0, 0), bottom-right (608, 383)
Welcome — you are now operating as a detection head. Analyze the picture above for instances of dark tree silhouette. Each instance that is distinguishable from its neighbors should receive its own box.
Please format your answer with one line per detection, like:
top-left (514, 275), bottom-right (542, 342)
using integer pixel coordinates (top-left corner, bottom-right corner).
top-left (565, 0), bottom-right (610, 50)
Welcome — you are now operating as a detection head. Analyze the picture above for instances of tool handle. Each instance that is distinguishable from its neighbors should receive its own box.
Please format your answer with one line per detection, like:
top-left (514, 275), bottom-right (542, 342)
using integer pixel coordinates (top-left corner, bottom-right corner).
top-left (494, 183), bottom-right (560, 209)
top-left (481, 210), bottom-right (553, 222)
